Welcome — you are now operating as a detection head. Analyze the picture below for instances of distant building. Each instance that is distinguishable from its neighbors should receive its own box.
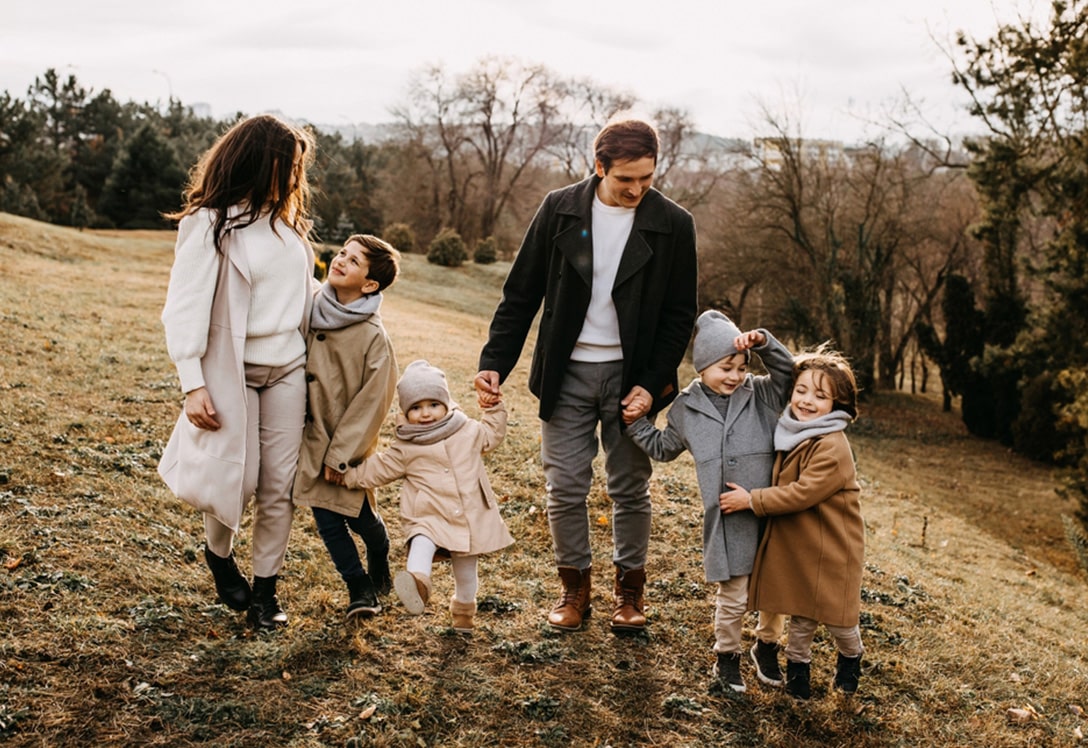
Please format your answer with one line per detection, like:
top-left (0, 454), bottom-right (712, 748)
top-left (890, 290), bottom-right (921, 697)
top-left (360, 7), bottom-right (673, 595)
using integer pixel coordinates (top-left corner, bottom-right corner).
top-left (753, 137), bottom-right (845, 171)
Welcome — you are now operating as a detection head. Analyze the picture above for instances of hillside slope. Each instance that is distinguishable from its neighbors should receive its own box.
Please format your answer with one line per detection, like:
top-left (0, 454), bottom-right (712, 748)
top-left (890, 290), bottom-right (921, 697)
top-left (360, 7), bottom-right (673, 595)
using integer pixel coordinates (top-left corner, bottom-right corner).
top-left (1, 212), bottom-right (1086, 747)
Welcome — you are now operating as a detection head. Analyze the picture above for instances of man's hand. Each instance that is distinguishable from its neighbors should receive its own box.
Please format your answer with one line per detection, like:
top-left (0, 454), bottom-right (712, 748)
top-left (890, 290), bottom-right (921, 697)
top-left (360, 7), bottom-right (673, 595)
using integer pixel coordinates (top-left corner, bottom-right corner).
top-left (620, 385), bottom-right (652, 425)
top-left (475, 370), bottom-right (502, 408)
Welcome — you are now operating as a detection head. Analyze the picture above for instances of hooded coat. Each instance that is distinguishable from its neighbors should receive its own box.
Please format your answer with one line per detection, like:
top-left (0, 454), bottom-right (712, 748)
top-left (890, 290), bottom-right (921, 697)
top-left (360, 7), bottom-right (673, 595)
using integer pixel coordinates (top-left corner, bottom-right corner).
top-left (748, 430), bottom-right (863, 627)
top-left (627, 332), bottom-right (794, 581)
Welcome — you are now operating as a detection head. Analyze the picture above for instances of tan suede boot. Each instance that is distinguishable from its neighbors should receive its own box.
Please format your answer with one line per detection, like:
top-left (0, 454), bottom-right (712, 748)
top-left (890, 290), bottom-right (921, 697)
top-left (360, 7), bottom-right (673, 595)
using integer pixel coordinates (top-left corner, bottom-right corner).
top-left (449, 599), bottom-right (477, 634)
top-left (394, 570), bottom-right (431, 615)
top-left (610, 566), bottom-right (646, 633)
top-left (547, 566), bottom-right (591, 631)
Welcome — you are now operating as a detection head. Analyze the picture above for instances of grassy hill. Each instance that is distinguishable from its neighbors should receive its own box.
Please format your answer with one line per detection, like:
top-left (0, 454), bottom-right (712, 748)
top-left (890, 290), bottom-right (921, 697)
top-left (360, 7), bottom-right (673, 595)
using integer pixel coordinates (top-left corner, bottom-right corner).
top-left (1, 212), bottom-right (1086, 747)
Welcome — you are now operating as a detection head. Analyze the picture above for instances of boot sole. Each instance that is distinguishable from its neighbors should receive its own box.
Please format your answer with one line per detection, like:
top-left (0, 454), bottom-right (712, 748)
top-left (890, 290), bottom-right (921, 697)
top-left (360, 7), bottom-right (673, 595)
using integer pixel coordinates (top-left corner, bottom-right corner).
top-left (394, 571), bottom-right (426, 615)
top-left (750, 643), bottom-right (784, 687)
top-left (346, 604), bottom-right (381, 620)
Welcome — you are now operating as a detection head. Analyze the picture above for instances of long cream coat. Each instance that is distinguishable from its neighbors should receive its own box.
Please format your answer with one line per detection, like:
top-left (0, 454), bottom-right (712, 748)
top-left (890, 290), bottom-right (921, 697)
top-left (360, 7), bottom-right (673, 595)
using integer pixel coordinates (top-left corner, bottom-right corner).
top-left (343, 405), bottom-right (514, 556)
top-left (158, 210), bottom-right (315, 532)
top-left (748, 431), bottom-right (863, 627)
top-left (292, 313), bottom-right (397, 516)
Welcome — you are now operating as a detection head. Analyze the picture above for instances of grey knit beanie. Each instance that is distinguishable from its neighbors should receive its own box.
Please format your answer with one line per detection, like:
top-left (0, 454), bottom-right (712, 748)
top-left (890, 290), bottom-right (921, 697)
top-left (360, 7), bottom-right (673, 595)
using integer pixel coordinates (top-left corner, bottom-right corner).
top-left (397, 359), bottom-right (452, 413)
top-left (692, 310), bottom-right (743, 372)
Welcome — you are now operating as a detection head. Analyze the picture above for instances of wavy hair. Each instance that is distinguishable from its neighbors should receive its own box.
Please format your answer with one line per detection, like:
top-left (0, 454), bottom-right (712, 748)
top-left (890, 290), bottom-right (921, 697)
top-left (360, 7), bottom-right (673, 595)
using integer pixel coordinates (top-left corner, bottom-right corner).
top-left (793, 343), bottom-right (860, 419)
top-left (166, 114), bottom-right (315, 252)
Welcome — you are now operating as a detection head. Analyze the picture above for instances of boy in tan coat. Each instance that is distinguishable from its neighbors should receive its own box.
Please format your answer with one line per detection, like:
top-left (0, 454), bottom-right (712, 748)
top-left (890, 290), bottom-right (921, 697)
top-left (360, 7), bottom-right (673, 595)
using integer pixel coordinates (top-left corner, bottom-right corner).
top-left (341, 359), bottom-right (514, 633)
top-left (293, 235), bottom-right (399, 620)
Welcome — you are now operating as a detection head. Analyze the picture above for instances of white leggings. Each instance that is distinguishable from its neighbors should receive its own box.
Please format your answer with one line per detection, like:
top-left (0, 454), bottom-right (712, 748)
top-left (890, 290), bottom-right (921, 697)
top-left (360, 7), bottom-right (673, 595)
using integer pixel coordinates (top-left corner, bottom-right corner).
top-left (405, 535), bottom-right (478, 603)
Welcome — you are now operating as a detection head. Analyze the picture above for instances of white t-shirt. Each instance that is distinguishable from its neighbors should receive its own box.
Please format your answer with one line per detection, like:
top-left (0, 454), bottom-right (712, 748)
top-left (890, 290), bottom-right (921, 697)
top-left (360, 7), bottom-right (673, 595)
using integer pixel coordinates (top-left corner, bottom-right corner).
top-left (571, 194), bottom-right (635, 362)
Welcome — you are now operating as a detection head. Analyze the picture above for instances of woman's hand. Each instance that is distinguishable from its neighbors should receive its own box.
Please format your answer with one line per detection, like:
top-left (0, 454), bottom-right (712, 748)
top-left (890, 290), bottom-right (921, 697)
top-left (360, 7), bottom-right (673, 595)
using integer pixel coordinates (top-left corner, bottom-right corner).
top-left (184, 387), bottom-right (221, 431)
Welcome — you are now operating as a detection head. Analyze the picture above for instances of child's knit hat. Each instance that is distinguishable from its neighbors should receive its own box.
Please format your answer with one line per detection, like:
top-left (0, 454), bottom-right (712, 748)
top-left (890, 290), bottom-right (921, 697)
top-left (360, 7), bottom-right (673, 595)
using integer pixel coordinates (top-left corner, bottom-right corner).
top-left (397, 359), bottom-right (452, 413)
top-left (692, 310), bottom-right (743, 372)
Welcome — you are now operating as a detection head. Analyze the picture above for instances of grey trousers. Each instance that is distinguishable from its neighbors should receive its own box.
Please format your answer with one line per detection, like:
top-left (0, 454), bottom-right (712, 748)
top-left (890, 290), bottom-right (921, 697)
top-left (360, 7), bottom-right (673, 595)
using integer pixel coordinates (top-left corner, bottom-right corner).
top-left (205, 357), bottom-right (306, 578)
top-left (540, 361), bottom-right (653, 571)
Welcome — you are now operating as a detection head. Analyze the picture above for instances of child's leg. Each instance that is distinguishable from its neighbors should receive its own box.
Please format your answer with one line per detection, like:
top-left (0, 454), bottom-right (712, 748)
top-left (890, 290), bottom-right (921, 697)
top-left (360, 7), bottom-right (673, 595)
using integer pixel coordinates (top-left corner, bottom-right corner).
top-left (827, 623), bottom-right (864, 693)
top-left (784, 615), bottom-right (819, 699)
top-left (712, 576), bottom-right (747, 654)
top-left (396, 535), bottom-right (436, 615)
top-left (345, 501), bottom-right (390, 590)
top-left (755, 611), bottom-right (786, 644)
top-left (784, 615), bottom-right (819, 663)
top-left (312, 507), bottom-right (364, 580)
top-left (450, 555), bottom-right (479, 604)
top-left (826, 624), bottom-right (864, 658)
top-left (449, 555), bottom-right (478, 633)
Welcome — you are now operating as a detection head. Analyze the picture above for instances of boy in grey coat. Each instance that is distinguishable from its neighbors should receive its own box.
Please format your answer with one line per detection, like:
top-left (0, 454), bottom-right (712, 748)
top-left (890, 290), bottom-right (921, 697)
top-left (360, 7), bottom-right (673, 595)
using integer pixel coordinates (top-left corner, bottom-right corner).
top-left (627, 310), bottom-right (793, 692)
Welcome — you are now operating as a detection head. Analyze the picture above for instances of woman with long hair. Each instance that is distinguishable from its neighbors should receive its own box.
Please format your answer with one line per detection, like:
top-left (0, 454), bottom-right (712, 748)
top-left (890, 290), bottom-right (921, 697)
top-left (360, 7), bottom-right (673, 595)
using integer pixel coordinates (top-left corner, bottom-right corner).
top-left (159, 114), bottom-right (318, 629)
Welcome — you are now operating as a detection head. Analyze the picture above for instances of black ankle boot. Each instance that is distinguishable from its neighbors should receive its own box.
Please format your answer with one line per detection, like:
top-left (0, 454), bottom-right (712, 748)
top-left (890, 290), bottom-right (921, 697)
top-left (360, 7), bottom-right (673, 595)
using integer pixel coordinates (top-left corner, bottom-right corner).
top-left (248, 575), bottom-right (288, 630)
top-left (368, 552), bottom-right (392, 596)
top-left (346, 573), bottom-right (381, 619)
top-left (204, 547), bottom-right (251, 612)
top-left (785, 660), bottom-right (811, 700)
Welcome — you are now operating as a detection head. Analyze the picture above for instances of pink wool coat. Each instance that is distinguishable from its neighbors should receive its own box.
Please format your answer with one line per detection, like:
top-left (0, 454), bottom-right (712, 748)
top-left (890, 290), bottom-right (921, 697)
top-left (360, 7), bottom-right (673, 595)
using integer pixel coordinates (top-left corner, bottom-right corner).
top-left (343, 404), bottom-right (514, 556)
top-left (747, 430), bottom-right (863, 627)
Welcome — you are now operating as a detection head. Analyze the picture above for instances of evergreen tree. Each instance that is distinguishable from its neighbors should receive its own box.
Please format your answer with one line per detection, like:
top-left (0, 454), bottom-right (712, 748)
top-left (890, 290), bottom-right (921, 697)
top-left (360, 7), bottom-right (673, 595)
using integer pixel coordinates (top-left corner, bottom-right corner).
top-left (98, 123), bottom-right (186, 228)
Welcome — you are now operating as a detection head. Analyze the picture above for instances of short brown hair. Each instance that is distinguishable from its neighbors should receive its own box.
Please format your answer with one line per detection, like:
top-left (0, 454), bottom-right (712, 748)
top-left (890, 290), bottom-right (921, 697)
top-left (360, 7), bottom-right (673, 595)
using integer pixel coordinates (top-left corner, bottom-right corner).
top-left (593, 117), bottom-right (659, 172)
top-left (345, 234), bottom-right (400, 292)
top-left (793, 344), bottom-right (859, 419)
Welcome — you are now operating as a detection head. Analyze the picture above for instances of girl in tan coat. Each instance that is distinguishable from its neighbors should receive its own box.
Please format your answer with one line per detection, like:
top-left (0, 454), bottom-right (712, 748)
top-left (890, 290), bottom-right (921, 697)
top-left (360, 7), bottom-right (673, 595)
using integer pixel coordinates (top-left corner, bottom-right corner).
top-left (341, 360), bottom-right (514, 633)
top-left (720, 347), bottom-right (863, 699)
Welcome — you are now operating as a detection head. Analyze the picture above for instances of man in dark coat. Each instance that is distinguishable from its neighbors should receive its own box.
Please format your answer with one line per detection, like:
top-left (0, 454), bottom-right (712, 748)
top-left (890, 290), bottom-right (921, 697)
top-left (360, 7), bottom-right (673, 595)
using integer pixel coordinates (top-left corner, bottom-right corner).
top-left (475, 118), bottom-right (698, 633)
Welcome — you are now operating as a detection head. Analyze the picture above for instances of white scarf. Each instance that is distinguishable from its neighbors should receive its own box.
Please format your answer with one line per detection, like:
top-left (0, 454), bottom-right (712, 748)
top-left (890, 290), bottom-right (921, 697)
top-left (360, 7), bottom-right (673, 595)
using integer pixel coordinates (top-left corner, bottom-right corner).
top-left (774, 408), bottom-right (852, 453)
top-left (310, 283), bottom-right (382, 331)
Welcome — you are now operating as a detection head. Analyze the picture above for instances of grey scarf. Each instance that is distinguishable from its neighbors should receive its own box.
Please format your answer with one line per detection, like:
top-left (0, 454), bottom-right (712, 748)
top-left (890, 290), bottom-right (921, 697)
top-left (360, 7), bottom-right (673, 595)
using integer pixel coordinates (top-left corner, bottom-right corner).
top-left (396, 407), bottom-right (470, 445)
top-left (774, 408), bottom-right (852, 453)
top-left (310, 283), bottom-right (382, 331)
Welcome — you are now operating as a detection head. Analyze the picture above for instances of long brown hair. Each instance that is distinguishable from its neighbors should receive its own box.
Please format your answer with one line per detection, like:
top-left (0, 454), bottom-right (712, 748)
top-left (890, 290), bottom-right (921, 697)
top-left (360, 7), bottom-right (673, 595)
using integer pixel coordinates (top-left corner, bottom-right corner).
top-left (166, 114), bottom-right (315, 252)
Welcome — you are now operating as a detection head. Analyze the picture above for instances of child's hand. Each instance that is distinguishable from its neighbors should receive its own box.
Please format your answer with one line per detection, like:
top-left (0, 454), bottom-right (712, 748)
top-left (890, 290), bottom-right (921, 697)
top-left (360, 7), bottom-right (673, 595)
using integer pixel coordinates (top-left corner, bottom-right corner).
top-left (324, 466), bottom-right (345, 486)
top-left (478, 390), bottom-right (502, 409)
top-left (719, 482), bottom-right (752, 514)
top-left (734, 330), bottom-right (766, 351)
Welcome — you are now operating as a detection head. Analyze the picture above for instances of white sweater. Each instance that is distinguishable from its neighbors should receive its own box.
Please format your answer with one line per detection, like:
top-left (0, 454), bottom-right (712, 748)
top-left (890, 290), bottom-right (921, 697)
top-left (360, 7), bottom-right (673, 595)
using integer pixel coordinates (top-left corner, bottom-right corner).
top-left (162, 208), bottom-right (309, 393)
top-left (571, 194), bottom-right (634, 362)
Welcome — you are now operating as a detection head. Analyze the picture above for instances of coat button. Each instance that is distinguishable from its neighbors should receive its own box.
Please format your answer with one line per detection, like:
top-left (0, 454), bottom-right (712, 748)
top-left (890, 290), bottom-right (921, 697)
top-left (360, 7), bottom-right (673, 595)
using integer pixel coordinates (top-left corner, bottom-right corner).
top-left (339, 463), bottom-right (347, 471)
top-left (316, 333), bottom-right (326, 341)
top-left (306, 373), bottom-right (315, 382)
top-left (727, 458), bottom-right (737, 466)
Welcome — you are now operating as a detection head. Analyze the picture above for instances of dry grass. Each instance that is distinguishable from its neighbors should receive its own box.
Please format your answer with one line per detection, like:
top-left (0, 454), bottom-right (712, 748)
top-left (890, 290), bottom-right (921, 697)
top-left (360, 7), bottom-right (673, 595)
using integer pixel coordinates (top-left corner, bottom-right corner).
top-left (1, 211), bottom-right (1086, 747)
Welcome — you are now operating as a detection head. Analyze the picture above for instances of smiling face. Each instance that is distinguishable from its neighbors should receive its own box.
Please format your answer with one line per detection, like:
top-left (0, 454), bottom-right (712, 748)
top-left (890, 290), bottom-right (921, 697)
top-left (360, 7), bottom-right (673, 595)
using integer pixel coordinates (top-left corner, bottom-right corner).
top-left (405, 399), bottom-right (449, 425)
top-left (595, 155), bottom-right (656, 209)
top-left (790, 369), bottom-right (836, 421)
top-left (699, 353), bottom-right (748, 396)
top-left (327, 240), bottom-right (378, 304)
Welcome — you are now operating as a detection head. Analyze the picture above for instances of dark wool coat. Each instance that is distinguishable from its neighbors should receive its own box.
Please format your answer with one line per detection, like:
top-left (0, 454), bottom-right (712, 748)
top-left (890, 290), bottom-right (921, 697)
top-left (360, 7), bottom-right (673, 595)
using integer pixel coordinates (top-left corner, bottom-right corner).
top-left (748, 431), bottom-right (863, 627)
top-left (627, 333), bottom-right (794, 582)
top-left (478, 176), bottom-right (698, 421)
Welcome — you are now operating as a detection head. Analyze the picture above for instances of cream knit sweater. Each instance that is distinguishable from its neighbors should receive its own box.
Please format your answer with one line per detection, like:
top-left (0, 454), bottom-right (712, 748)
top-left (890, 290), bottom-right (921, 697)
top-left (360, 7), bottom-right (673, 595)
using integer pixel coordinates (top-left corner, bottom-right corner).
top-left (162, 208), bottom-right (309, 393)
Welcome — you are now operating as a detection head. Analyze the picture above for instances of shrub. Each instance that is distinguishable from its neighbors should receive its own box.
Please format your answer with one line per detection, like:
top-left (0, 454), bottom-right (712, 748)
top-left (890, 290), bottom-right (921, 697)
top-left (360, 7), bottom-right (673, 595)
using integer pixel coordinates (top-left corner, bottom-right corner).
top-left (427, 228), bottom-right (468, 267)
top-left (382, 222), bottom-right (416, 253)
top-left (474, 236), bottom-right (499, 264)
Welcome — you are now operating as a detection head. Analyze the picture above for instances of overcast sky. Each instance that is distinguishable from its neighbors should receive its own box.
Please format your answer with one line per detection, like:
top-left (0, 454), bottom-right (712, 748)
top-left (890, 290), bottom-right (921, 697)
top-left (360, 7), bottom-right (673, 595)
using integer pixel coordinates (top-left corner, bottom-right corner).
top-left (2, 0), bottom-right (1044, 142)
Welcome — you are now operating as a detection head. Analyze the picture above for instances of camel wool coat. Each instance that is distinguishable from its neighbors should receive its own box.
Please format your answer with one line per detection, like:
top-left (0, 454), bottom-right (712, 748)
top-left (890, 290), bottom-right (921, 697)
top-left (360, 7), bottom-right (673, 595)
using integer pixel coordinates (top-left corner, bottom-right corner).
top-left (342, 404), bottom-right (514, 556)
top-left (292, 312), bottom-right (397, 517)
top-left (747, 430), bottom-right (863, 627)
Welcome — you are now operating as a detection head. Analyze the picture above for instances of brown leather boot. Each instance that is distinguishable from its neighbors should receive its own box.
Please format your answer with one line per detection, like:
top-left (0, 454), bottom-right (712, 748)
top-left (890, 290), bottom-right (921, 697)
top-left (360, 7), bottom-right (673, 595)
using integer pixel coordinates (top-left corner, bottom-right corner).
top-left (610, 566), bottom-right (646, 633)
top-left (547, 566), bottom-right (591, 630)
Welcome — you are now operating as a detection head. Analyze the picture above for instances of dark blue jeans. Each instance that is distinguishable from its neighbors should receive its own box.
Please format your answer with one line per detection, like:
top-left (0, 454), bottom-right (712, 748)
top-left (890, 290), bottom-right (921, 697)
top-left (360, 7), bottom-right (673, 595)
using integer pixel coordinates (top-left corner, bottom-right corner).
top-left (312, 501), bottom-right (389, 582)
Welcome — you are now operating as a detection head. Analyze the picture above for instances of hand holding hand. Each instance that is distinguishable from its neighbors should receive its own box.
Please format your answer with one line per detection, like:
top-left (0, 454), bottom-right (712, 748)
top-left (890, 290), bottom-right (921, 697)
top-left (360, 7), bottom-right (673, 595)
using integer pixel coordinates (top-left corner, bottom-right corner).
top-left (323, 466), bottom-right (345, 486)
top-left (621, 385), bottom-right (653, 425)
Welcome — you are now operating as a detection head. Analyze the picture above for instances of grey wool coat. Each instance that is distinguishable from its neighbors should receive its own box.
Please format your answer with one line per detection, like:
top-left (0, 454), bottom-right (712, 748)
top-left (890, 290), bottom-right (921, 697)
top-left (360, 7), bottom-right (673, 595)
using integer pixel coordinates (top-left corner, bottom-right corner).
top-left (627, 332), bottom-right (794, 582)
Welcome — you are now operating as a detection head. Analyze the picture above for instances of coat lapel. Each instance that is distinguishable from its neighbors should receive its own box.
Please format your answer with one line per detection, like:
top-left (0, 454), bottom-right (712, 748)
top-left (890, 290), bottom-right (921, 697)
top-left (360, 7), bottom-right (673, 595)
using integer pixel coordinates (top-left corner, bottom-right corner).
top-left (555, 178), bottom-right (595, 287)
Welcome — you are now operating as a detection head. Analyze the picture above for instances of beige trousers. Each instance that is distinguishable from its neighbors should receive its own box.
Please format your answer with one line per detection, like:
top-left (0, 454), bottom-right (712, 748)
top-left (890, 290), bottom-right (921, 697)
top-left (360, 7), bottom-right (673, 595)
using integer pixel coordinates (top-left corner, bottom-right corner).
top-left (205, 357), bottom-right (305, 578)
